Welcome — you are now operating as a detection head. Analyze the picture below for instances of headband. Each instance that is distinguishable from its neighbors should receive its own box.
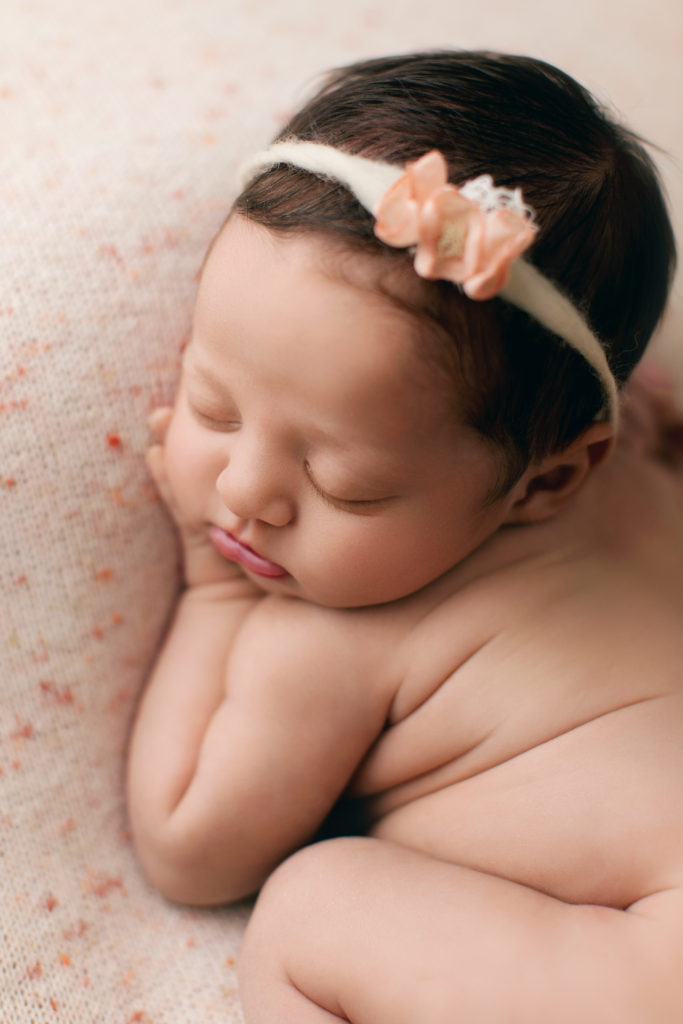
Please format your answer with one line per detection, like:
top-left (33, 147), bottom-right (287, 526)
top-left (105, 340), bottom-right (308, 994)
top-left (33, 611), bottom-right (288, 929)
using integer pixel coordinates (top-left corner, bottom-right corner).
top-left (239, 141), bottom-right (619, 427)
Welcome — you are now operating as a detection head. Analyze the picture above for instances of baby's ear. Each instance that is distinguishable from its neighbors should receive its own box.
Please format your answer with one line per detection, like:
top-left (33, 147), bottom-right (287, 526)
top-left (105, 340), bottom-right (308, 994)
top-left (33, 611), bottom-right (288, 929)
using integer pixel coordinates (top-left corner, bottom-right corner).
top-left (503, 422), bottom-right (615, 524)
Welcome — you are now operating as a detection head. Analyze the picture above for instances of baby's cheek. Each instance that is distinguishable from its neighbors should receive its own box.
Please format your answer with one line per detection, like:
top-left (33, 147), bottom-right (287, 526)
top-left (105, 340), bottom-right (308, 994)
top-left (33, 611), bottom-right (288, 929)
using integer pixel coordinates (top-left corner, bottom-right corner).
top-left (321, 522), bottom-right (412, 604)
top-left (335, 516), bottom-right (456, 605)
top-left (165, 415), bottom-right (215, 515)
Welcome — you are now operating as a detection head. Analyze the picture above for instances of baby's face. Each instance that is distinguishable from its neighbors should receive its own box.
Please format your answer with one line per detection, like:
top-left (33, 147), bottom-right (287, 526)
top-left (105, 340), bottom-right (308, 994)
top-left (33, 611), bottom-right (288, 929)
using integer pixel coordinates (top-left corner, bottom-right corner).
top-left (163, 215), bottom-right (513, 607)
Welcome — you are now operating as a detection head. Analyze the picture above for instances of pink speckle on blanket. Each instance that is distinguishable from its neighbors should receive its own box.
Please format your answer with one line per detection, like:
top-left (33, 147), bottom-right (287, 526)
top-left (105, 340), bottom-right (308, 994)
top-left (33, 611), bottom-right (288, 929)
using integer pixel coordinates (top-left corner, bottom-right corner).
top-left (40, 680), bottom-right (79, 708)
top-left (62, 919), bottom-right (90, 942)
top-left (98, 244), bottom-right (124, 265)
top-left (86, 872), bottom-right (126, 900)
top-left (0, 398), bottom-right (29, 413)
top-left (11, 718), bottom-right (35, 741)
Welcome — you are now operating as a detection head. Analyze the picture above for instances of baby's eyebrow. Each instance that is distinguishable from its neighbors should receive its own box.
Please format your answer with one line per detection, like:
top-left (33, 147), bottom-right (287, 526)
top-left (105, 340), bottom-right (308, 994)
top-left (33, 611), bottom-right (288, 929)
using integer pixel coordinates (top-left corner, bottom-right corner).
top-left (186, 361), bottom-right (227, 393)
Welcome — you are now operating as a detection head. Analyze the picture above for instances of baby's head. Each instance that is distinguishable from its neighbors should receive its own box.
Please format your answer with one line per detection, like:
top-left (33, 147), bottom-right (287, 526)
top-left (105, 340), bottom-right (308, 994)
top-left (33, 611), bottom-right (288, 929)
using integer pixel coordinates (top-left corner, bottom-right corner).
top-left (171, 51), bottom-right (676, 608)
top-left (234, 50), bottom-right (676, 496)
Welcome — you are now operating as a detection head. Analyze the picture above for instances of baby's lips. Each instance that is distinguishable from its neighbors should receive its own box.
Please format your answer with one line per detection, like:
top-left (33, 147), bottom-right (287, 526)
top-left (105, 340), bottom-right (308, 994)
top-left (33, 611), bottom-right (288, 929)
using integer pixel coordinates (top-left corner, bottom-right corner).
top-left (209, 526), bottom-right (288, 579)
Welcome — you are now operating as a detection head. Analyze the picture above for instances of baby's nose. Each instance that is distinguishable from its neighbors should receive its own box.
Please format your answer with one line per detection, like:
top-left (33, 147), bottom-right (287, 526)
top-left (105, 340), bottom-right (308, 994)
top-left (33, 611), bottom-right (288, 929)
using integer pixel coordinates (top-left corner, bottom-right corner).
top-left (215, 442), bottom-right (295, 527)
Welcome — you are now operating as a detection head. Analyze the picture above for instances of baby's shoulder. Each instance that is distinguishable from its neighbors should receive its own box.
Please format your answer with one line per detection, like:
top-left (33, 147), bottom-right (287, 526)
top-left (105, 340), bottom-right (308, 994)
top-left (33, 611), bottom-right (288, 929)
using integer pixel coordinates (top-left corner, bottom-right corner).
top-left (229, 593), bottom-right (410, 713)
top-left (228, 574), bottom-right (504, 718)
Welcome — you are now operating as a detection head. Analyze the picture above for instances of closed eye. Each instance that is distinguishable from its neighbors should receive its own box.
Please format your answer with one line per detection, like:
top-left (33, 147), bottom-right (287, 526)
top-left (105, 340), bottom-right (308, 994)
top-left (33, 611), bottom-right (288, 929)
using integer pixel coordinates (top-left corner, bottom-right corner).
top-left (189, 404), bottom-right (240, 432)
top-left (304, 461), bottom-right (395, 515)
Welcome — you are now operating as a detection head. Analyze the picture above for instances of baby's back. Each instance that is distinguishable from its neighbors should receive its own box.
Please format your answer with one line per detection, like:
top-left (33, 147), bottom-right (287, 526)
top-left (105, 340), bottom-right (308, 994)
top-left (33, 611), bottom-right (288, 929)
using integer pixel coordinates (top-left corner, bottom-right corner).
top-left (350, 449), bottom-right (683, 908)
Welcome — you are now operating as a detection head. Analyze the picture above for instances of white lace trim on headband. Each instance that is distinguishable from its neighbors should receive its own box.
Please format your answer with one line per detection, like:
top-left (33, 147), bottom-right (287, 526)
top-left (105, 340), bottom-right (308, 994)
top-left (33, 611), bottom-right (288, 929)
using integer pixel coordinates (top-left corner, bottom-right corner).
top-left (239, 141), bottom-right (618, 427)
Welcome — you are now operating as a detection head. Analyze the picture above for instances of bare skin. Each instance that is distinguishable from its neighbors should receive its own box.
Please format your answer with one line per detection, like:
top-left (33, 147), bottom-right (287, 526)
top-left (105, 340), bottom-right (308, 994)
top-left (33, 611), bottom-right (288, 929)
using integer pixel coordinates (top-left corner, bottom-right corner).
top-left (127, 217), bottom-right (683, 1022)
top-left (235, 434), bottom-right (683, 1024)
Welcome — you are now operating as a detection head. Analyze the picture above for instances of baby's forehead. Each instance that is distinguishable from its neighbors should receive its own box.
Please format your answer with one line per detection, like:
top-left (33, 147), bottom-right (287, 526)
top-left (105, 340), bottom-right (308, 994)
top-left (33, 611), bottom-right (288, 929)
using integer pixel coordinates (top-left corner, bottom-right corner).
top-left (214, 213), bottom-right (426, 309)
top-left (303, 227), bottom-right (431, 309)
top-left (193, 219), bottom-right (465, 428)
top-left (200, 214), bottom-right (464, 400)
top-left (290, 228), bottom-right (459, 373)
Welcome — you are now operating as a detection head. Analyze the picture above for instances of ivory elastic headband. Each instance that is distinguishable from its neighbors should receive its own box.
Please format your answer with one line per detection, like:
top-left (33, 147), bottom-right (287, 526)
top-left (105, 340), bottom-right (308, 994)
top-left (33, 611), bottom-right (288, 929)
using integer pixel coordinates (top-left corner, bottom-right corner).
top-left (239, 141), bottom-right (619, 427)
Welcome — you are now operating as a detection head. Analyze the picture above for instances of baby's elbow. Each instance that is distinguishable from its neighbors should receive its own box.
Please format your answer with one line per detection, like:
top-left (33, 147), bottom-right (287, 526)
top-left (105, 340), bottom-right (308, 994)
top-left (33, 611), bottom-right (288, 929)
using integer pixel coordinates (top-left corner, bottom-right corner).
top-left (146, 859), bottom-right (253, 907)
top-left (130, 820), bottom-right (266, 906)
top-left (135, 848), bottom-right (220, 907)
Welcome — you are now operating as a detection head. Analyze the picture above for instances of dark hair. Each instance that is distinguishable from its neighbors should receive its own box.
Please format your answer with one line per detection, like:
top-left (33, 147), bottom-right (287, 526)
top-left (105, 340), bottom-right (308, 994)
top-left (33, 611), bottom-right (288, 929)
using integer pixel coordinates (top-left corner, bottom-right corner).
top-left (234, 51), bottom-right (677, 493)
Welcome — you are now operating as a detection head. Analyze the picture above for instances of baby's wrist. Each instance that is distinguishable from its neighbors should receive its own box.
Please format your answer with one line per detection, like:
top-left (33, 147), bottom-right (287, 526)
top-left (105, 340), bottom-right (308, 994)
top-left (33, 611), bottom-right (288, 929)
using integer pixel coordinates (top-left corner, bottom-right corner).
top-left (180, 574), bottom-right (264, 604)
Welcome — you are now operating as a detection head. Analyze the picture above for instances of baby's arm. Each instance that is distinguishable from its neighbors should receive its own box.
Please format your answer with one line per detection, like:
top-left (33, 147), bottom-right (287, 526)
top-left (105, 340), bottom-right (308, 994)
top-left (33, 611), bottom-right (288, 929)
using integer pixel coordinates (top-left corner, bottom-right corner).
top-left (127, 595), bottom-right (389, 905)
top-left (127, 411), bottom-right (389, 905)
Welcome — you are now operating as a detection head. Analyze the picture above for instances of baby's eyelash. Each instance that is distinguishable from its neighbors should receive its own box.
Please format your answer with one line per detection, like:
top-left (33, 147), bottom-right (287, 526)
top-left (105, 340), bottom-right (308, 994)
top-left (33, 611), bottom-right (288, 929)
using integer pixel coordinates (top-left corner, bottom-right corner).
top-left (190, 405), bottom-right (239, 431)
top-left (304, 462), bottom-right (392, 515)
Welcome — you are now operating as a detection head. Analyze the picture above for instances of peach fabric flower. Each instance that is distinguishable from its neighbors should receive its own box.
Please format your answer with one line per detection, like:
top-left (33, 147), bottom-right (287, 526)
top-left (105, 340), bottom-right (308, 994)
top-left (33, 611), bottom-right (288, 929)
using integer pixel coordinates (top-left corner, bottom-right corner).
top-left (374, 150), bottom-right (537, 300)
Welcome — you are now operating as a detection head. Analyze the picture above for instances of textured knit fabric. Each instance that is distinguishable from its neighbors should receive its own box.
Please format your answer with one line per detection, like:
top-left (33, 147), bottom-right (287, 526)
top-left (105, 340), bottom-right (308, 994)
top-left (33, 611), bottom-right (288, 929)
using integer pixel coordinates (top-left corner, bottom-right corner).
top-left (1, 1), bottom-right (681, 1021)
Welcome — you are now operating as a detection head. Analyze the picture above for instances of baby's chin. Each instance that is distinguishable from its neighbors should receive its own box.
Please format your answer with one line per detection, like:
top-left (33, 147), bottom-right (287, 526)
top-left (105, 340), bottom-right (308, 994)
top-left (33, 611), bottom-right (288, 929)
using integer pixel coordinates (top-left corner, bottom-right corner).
top-left (243, 572), bottom-right (384, 609)
top-left (280, 575), bottom-right (444, 611)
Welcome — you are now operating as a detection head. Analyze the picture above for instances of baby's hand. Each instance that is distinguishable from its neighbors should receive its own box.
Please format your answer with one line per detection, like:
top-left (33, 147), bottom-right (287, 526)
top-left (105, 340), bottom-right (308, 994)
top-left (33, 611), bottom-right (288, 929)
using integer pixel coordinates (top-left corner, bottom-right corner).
top-left (146, 406), bottom-right (248, 589)
top-left (146, 406), bottom-right (180, 516)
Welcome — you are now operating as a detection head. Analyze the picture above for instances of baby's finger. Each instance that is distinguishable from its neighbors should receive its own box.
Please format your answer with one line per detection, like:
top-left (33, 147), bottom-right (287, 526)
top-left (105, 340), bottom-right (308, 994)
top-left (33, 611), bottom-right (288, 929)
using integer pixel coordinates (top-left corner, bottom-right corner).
top-left (145, 443), bottom-right (175, 510)
top-left (148, 406), bottom-right (174, 442)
